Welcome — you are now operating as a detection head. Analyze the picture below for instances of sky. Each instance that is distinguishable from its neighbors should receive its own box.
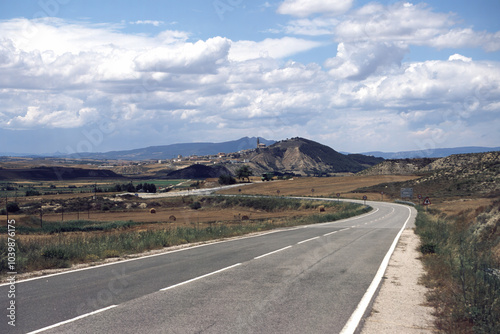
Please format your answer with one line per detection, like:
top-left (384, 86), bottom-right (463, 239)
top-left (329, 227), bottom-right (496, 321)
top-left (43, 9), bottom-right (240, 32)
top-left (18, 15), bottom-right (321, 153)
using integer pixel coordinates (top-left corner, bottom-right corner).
top-left (0, 0), bottom-right (499, 155)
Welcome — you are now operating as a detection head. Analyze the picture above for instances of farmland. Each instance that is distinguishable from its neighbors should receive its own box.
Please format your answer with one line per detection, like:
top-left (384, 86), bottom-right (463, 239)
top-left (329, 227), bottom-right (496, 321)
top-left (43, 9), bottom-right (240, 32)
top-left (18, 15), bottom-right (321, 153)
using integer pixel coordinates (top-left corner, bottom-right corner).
top-left (1, 155), bottom-right (499, 333)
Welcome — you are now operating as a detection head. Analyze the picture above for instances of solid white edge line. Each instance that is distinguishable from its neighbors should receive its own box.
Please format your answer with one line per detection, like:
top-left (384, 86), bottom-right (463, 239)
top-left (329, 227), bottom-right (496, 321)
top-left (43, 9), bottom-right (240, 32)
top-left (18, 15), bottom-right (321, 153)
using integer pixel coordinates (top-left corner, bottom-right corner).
top-left (0, 228), bottom-right (282, 287)
top-left (297, 236), bottom-right (320, 244)
top-left (160, 263), bottom-right (242, 291)
top-left (339, 206), bottom-right (413, 334)
top-left (27, 305), bottom-right (117, 334)
top-left (254, 245), bottom-right (292, 260)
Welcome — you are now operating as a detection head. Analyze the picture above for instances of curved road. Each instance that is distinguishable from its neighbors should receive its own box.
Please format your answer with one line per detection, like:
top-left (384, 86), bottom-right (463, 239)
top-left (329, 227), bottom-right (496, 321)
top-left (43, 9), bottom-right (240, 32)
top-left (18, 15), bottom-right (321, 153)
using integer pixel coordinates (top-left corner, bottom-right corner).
top-left (1, 199), bottom-right (416, 334)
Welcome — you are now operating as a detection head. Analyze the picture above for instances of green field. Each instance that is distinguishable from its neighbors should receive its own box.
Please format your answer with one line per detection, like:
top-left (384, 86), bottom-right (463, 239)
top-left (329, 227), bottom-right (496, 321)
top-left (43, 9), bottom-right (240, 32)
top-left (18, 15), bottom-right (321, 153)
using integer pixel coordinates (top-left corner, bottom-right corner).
top-left (0, 179), bottom-right (187, 198)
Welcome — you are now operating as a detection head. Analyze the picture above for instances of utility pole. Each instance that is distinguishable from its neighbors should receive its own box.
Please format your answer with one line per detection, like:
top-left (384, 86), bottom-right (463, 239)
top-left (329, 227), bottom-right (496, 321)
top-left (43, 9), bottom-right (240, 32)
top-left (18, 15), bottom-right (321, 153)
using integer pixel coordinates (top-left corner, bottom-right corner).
top-left (5, 196), bottom-right (8, 223)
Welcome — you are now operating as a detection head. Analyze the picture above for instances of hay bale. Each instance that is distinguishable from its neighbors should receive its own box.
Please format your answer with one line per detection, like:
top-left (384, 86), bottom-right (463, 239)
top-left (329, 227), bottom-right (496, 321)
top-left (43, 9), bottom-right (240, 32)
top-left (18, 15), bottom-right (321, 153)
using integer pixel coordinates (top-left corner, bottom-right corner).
top-left (169, 215), bottom-right (176, 221)
top-left (150, 208), bottom-right (156, 214)
top-left (319, 205), bottom-right (325, 212)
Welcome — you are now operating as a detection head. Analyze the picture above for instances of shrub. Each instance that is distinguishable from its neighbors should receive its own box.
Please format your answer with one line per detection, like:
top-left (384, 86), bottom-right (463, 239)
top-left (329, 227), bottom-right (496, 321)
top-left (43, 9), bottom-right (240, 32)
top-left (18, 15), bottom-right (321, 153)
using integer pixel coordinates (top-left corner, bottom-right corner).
top-left (190, 201), bottom-right (202, 210)
top-left (6, 202), bottom-right (20, 213)
top-left (416, 206), bottom-right (500, 333)
top-left (218, 174), bottom-right (236, 185)
top-left (25, 189), bottom-right (41, 196)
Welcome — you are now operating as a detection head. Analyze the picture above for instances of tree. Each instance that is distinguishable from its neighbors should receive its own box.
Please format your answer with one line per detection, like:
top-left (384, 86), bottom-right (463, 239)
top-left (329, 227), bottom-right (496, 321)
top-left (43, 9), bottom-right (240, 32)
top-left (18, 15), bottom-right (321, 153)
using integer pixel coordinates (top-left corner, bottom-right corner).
top-left (236, 165), bottom-right (253, 182)
top-left (143, 183), bottom-right (157, 193)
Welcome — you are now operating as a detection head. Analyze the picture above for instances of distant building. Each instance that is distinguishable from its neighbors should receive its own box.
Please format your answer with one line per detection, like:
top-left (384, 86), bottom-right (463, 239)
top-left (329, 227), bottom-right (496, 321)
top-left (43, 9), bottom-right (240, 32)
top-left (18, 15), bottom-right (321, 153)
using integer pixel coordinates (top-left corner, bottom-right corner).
top-left (257, 137), bottom-right (266, 149)
top-left (218, 152), bottom-right (226, 158)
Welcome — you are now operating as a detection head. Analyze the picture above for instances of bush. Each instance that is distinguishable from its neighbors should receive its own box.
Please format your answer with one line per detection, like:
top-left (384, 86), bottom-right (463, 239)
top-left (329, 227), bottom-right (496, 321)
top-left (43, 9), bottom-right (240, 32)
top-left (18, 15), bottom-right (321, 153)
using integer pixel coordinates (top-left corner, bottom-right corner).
top-left (25, 189), bottom-right (41, 196)
top-left (218, 174), bottom-right (236, 185)
top-left (190, 201), bottom-right (202, 210)
top-left (6, 202), bottom-right (20, 213)
top-left (416, 206), bottom-right (500, 333)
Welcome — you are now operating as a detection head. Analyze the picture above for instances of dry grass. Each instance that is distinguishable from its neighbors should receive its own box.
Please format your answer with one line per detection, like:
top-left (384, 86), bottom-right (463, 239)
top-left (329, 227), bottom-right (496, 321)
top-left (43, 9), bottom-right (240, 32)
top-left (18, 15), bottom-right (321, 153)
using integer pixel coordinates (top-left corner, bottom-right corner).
top-left (219, 175), bottom-right (419, 199)
top-left (33, 206), bottom-right (328, 226)
top-left (433, 198), bottom-right (495, 217)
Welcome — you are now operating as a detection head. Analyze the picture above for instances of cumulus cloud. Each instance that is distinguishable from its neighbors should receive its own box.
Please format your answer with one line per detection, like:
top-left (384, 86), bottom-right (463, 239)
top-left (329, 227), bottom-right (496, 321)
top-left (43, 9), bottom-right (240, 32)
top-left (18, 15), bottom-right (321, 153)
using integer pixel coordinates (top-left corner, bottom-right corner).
top-left (325, 41), bottom-right (408, 80)
top-left (134, 37), bottom-right (231, 74)
top-left (428, 28), bottom-right (500, 52)
top-left (333, 2), bottom-right (500, 52)
top-left (0, 13), bottom-right (499, 153)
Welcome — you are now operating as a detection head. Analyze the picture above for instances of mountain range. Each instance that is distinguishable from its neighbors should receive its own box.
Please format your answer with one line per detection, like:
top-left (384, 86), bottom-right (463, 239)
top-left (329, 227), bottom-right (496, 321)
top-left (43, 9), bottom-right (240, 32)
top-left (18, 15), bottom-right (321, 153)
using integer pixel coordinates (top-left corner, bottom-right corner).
top-left (1, 137), bottom-right (498, 161)
top-left (65, 137), bottom-right (275, 160)
top-left (360, 146), bottom-right (500, 159)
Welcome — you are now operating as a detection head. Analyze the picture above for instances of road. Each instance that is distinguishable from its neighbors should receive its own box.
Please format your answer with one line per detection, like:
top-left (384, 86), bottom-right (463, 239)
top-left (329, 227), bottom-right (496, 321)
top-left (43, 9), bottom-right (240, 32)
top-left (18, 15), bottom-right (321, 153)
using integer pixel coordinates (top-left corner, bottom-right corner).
top-left (1, 199), bottom-right (416, 334)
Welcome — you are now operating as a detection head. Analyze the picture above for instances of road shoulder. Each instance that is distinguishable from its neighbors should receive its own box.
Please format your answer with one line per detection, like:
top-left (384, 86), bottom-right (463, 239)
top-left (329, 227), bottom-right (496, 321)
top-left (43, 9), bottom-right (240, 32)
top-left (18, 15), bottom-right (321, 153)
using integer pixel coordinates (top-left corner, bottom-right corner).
top-left (360, 229), bottom-right (436, 333)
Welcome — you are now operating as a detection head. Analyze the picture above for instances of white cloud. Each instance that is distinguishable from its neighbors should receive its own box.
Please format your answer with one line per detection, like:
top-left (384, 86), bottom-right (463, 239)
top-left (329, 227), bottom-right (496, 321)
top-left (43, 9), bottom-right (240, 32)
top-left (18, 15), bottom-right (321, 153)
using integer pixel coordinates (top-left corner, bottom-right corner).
top-left (0, 16), bottom-right (499, 153)
top-left (429, 29), bottom-right (500, 52)
top-left (229, 37), bottom-right (324, 61)
top-left (325, 42), bottom-right (408, 80)
top-left (277, 0), bottom-right (353, 18)
top-left (448, 54), bottom-right (472, 62)
top-left (130, 20), bottom-right (164, 27)
top-left (134, 37), bottom-right (231, 74)
top-left (282, 17), bottom-right (339, 36)
top-left (8, 106), bottom-right (98, 129)
top-left (333, 2), bottom-right (500, 52)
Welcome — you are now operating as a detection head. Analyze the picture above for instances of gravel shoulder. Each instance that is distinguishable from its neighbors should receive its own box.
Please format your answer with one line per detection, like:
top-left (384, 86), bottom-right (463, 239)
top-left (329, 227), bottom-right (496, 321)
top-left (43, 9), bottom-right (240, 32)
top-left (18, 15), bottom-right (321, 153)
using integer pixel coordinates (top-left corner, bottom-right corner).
top-left (360, 229), bottom-right (436, 333)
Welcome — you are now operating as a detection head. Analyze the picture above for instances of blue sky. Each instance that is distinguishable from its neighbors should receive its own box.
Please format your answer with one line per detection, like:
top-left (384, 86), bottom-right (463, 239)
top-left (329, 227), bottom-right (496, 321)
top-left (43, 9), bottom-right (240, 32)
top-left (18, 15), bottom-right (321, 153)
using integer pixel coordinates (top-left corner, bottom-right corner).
top-left (0, 0), bottom-right (499, 155)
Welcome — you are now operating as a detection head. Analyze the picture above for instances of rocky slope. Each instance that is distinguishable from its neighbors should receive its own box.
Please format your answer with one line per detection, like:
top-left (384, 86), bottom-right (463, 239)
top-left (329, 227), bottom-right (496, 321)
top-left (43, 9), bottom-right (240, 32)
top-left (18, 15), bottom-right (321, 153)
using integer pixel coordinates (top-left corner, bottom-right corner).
top-left (357, 151), bottom-right (500, 198)
top-left (239, 137), bottom-right (383, 175)
top-left (359, 158), bottom-right (437, 175)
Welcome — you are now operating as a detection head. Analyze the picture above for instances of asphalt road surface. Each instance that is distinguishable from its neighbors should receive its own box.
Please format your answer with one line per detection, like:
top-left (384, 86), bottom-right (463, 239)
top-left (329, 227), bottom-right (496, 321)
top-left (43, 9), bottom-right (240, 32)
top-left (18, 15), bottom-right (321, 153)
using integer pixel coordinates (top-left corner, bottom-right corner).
top-left (1, 199), bottom-right (416, 334)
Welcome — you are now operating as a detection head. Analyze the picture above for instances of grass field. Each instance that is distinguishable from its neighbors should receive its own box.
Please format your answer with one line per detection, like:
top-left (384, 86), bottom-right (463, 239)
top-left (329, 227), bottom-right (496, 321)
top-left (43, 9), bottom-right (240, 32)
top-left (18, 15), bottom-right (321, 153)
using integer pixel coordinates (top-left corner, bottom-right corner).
top-left (1, 198), bottom-right (370, 275)
top-left (0, 179), bottom-right (187, 198)
top-left (219, 175), bottom-right (420, 199)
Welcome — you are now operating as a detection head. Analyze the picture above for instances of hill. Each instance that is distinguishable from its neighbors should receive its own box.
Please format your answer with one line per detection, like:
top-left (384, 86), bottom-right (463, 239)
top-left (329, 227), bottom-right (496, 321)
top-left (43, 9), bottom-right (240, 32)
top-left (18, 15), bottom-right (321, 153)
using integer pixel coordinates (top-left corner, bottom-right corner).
top-left (64, 137), bottom-right (275, 160)
top-left (0, 166), bottom-right (123, 181)
top-left (357, 151), bottom-right (500, 198)
top-left (156, 164), bottom-right (233, 179)
top-left (358, 158), bottom-right (438, 175)
top-left (361, 146), bottom-right (500, 159)
top-left (239, 137), bottom-right (383, 175)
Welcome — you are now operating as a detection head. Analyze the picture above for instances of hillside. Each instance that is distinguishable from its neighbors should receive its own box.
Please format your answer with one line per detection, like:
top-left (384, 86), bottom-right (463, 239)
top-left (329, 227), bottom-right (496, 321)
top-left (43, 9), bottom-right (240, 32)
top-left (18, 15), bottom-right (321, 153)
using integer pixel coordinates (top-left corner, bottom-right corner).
top-left (156, 164), bottom-right (233, 179)
top-left (356, 151), bottom-right (500, 198)
top-left (359, 158), bottom-right (438, 175)
top-left (239, 137), bottom-right (382, 175)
